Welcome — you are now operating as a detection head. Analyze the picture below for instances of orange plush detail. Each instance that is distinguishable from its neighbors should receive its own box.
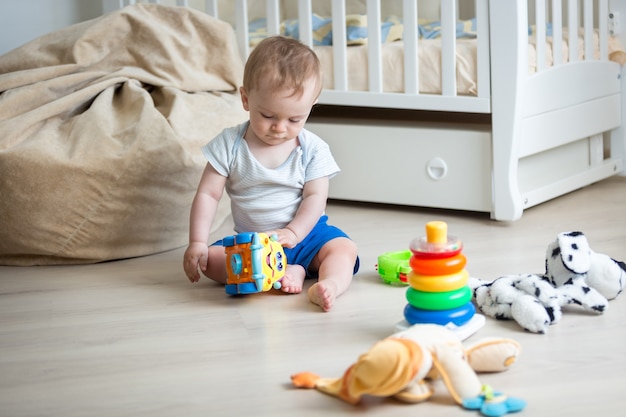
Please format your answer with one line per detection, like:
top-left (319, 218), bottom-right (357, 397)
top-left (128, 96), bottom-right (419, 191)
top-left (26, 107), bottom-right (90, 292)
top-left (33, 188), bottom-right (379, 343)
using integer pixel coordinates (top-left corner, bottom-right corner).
top-left (291, 372), bottom-right (322, 389)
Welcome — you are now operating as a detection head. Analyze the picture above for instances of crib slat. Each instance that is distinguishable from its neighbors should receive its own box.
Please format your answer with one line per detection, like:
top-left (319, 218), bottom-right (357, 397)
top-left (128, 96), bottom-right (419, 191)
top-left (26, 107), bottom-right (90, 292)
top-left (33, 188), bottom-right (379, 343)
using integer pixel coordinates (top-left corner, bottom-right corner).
top-left (475, 0), bottom-right (490, 100)
top-left (298, 0), bottom-right (313, 47)
top-left (267, 0), bottom-right (281, 36)
top-left (367, 0), bottom-right (383, 93)
top-left (552, 0), bottom-right (563, 66)
top-left (205, 0), bottom-right (217, 18)
top-left (235, 0), bottom-right (249, 59)
top-left (535, 0), bottom-right (546, 72)
top-left (599, 0), bottom-right (608, 60)
top-left (440, 0), bottom-right (457, 96)
top-left (568, 0), bottom-right (579, 62)
top-left (584, 0), bottom-right (593, 60)
top-left (402, 0), bottom-right (419, 95)
top-left (331, 0), bottom-right (348, 91)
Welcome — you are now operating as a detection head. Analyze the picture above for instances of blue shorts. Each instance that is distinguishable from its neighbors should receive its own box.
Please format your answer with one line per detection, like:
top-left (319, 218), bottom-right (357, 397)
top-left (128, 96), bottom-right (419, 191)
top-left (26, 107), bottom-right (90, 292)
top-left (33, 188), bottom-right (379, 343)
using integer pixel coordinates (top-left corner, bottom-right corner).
top-left (212, 215), bottom-right (360, 278)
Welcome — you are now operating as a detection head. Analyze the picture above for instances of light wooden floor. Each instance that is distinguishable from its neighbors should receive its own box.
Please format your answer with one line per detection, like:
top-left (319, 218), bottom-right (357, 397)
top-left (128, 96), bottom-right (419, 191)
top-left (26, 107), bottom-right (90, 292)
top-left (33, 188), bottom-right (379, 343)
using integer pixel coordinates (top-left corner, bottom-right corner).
top-left (1, 177), bottom-right (625, 417)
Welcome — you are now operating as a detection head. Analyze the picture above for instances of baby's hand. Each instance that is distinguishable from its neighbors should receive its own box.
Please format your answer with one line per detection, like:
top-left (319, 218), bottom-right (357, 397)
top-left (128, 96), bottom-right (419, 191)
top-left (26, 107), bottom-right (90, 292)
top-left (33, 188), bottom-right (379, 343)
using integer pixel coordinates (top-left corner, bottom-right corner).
top-left (183, 242), bottom-right (209, 283)
top-left (267, 228), bottom-right (299, 248)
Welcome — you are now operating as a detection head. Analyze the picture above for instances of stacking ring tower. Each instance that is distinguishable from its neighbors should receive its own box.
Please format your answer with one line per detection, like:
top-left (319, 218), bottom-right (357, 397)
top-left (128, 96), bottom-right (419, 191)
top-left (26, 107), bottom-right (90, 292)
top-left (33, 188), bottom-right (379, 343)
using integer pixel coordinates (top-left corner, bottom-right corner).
top-left (399, 221), bottom-right (484, 337)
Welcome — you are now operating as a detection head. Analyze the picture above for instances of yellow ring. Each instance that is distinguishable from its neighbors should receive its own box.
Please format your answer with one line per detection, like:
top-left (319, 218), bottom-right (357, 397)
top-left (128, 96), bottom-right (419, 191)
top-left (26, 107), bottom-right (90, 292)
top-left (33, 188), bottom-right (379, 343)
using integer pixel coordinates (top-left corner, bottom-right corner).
top-left (408, 269), bottom-right (469, 292)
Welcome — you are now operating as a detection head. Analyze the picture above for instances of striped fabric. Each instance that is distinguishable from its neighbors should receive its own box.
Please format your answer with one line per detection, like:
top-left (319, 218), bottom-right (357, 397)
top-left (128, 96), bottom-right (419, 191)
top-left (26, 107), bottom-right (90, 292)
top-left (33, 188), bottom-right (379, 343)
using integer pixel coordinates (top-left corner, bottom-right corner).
top-left (249, 15), bottom-right (478, 47)
top-left (202, 123), bottom-right (340, 233)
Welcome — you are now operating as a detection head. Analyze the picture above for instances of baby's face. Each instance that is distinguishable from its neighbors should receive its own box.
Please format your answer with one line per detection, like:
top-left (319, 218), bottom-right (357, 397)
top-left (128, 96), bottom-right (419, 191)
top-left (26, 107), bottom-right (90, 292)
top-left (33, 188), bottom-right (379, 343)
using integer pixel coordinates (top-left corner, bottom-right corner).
top-left (241, 77), bottom-right (319, 146)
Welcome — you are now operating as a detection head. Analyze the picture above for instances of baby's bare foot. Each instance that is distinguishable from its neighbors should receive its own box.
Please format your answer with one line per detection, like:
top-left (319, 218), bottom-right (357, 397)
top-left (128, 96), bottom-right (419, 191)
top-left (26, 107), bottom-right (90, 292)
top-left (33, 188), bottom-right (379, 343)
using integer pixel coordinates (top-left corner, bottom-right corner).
top-left (280, 264), bottom-right (306, 294)
top-left (308, 281), bottom-right (338, 312)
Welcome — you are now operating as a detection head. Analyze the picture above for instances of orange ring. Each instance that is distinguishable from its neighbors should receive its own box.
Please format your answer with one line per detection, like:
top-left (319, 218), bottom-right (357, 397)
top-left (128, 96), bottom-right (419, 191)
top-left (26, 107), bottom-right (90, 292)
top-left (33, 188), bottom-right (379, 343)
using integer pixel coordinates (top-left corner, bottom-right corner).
top-left (408, 269), bottom-right (469, 292)
top-left (409, 253), bottom-right (467, 276)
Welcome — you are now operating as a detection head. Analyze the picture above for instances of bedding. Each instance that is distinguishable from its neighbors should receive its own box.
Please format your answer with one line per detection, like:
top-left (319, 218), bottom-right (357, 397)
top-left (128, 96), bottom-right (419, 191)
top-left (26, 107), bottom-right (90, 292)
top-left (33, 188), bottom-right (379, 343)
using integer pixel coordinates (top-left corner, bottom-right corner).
top-left (249, 15), bottom-right (478, 46)
top-left (0, 4), bottom-right (247, 265)
top-left (249, 15), bottom-right (624, 95)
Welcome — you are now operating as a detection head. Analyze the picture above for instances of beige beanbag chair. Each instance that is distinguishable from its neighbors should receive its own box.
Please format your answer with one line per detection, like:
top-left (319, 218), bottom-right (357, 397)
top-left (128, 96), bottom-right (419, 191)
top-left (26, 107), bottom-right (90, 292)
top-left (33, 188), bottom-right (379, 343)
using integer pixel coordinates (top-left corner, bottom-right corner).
top-left (0, 4), bottom-right (247, 265)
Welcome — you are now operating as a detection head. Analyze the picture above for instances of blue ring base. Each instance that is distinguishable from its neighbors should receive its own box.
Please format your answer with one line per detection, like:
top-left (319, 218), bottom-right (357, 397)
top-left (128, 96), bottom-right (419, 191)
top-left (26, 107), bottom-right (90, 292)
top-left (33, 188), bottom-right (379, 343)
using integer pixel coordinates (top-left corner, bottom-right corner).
top-left (403, 302), bottom-right (476, 326)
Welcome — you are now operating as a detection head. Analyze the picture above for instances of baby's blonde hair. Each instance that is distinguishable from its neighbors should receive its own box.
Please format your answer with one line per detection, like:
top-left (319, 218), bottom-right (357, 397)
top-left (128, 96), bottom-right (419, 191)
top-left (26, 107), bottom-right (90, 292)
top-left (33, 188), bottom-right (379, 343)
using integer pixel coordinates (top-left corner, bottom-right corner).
top-left (243, 36), bottom-right (322, 98)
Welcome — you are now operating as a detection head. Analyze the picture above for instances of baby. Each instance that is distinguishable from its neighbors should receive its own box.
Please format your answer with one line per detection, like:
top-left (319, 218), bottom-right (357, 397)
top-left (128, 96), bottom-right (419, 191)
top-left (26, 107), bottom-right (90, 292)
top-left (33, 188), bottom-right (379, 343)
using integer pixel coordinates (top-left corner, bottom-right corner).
top-left (183, 36), bottom-right (359, 311)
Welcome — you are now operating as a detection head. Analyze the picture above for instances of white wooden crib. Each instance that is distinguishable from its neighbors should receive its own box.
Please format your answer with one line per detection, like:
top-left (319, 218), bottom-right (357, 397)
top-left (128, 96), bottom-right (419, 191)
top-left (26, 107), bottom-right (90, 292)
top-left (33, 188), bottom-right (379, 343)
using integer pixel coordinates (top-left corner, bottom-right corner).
top-left (104, 0), bottom-right (626, 221)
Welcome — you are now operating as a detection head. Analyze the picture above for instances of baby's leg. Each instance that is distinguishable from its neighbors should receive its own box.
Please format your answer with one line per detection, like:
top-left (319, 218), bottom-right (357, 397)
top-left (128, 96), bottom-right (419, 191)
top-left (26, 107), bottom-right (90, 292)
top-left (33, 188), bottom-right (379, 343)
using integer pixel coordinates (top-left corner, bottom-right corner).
top-left (202, 245), bottom-right (228, 284)
top-left (308, 237), bottom-right (358, 311)
top-left (280, 264), bottom-right (306, 294)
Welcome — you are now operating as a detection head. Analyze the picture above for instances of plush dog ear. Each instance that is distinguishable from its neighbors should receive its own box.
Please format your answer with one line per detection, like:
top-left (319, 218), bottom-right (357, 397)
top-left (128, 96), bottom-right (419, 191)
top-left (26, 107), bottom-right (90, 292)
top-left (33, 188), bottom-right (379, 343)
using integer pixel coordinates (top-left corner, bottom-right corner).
top-left (555, 231), bottom-right (591, 274)
top-left (545, 231), bottom-right (591, 287)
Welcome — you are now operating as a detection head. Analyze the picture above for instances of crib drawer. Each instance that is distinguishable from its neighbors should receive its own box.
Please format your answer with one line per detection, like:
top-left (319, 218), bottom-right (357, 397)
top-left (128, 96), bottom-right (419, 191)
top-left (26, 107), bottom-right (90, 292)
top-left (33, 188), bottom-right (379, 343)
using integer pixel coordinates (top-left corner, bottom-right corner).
top-left (306, 117), bottom-right (492, 212)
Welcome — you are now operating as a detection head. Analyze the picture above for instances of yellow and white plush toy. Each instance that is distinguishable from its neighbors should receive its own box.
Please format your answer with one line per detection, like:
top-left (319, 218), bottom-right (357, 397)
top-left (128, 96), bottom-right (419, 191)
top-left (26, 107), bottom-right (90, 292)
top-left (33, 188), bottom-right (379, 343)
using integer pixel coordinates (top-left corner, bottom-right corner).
top-left (291, 324), bottom-right (525, 416)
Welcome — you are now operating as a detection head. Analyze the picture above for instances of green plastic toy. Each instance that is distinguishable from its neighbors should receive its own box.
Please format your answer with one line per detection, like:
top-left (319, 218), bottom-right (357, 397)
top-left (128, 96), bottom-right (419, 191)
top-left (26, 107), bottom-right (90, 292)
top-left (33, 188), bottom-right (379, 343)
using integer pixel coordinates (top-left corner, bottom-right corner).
top-left (376, 250), bottom-right (412, 285)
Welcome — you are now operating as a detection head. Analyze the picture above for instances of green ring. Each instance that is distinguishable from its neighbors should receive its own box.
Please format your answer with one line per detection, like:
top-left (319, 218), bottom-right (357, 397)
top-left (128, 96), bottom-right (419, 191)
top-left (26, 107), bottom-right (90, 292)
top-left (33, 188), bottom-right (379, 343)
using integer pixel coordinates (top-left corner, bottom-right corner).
top-left (405, 286), bottom-right (472, 311)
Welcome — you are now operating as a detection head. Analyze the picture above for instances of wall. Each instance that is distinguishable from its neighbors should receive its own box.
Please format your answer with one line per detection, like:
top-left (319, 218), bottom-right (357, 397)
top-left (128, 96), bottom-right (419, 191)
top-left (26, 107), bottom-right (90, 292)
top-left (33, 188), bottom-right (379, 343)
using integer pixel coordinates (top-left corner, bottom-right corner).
top-left (0, 0), bottom-right (102, 56)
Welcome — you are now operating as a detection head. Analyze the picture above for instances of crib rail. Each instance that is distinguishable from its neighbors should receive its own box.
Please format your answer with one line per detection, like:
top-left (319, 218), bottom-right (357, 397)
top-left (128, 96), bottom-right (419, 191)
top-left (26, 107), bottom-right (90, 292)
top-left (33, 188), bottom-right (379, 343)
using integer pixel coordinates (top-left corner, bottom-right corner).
top-left (102, 0), bottom-right (618, 114)
top-left (490, 0), bottom-right (622, 221)
top-left (314, 0), bottom-right (491, 113)
top-left (533, 0), bottom-right (611, 71)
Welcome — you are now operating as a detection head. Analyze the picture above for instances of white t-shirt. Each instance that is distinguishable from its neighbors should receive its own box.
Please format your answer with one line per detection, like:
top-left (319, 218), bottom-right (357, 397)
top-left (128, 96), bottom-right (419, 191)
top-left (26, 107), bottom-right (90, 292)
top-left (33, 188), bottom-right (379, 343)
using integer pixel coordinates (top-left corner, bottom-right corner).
top-left (202, 121), bottom-right (340, 233)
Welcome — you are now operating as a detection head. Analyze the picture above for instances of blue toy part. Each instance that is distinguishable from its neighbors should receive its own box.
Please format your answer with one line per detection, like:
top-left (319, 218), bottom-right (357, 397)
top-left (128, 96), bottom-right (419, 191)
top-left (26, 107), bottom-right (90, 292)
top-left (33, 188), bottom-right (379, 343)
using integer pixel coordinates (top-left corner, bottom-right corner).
top-left (225, 282), bottom-right (259, 295)
top-left (229, 253), bottom-right (243, 274)
top-left (403, 301), bottom-right (476, 327)
top-left (249, 232), bottom-right (265, 292)
top-left (462, 385), bottom-right (526, 417)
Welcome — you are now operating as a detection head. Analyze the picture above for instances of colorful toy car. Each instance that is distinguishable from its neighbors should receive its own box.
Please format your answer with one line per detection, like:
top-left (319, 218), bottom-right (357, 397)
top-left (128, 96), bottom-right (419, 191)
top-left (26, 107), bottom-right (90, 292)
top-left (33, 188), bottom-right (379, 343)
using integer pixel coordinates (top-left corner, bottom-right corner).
top-left (376, 250), bottom-right (412, 285)
top-left (223, 232), bottom-right (287, 295)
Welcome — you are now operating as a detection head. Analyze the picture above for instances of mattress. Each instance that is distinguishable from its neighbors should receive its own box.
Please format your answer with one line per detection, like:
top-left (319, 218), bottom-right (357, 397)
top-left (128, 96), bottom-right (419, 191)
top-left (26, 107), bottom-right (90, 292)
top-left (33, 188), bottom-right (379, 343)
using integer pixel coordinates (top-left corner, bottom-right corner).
top-left (313, 33), bottom-right (624, 95)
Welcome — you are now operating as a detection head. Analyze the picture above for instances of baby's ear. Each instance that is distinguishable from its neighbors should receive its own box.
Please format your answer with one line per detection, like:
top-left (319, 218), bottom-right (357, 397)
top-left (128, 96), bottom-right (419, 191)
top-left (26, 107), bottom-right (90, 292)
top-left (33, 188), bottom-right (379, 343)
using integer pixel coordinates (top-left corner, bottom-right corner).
top-left (239, 86), bottom-right (250, 110)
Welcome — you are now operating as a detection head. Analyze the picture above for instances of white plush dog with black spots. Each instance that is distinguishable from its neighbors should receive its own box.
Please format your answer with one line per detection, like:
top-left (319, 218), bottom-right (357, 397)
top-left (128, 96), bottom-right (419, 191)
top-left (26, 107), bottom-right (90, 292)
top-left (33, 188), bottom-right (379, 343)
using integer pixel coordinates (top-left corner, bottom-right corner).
top-left (469, 231), bottom-right (625, 334)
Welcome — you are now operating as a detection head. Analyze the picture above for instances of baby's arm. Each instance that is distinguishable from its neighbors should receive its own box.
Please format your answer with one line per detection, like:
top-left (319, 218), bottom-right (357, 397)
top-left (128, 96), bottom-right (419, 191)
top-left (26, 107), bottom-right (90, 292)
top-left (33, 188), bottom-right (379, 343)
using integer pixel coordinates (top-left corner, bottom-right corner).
top-left (270, 176), bottom-right (329, 248)
top-left (183, 164), bottom-right (226, 282)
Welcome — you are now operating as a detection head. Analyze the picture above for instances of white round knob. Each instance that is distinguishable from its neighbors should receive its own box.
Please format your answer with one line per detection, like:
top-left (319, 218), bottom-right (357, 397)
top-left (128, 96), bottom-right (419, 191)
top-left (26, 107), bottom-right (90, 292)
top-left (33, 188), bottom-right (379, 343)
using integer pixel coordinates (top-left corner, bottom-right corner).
top-left (426, 157), bottom-right (448, 180)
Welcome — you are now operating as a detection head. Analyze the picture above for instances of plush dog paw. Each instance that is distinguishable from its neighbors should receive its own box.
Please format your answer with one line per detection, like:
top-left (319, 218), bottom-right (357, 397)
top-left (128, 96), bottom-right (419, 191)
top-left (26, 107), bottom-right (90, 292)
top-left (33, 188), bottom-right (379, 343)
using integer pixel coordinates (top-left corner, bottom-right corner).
top-left (510, 292), bottom-right (556, 334)
top-left (471, 274), bottom-right (561, 333)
